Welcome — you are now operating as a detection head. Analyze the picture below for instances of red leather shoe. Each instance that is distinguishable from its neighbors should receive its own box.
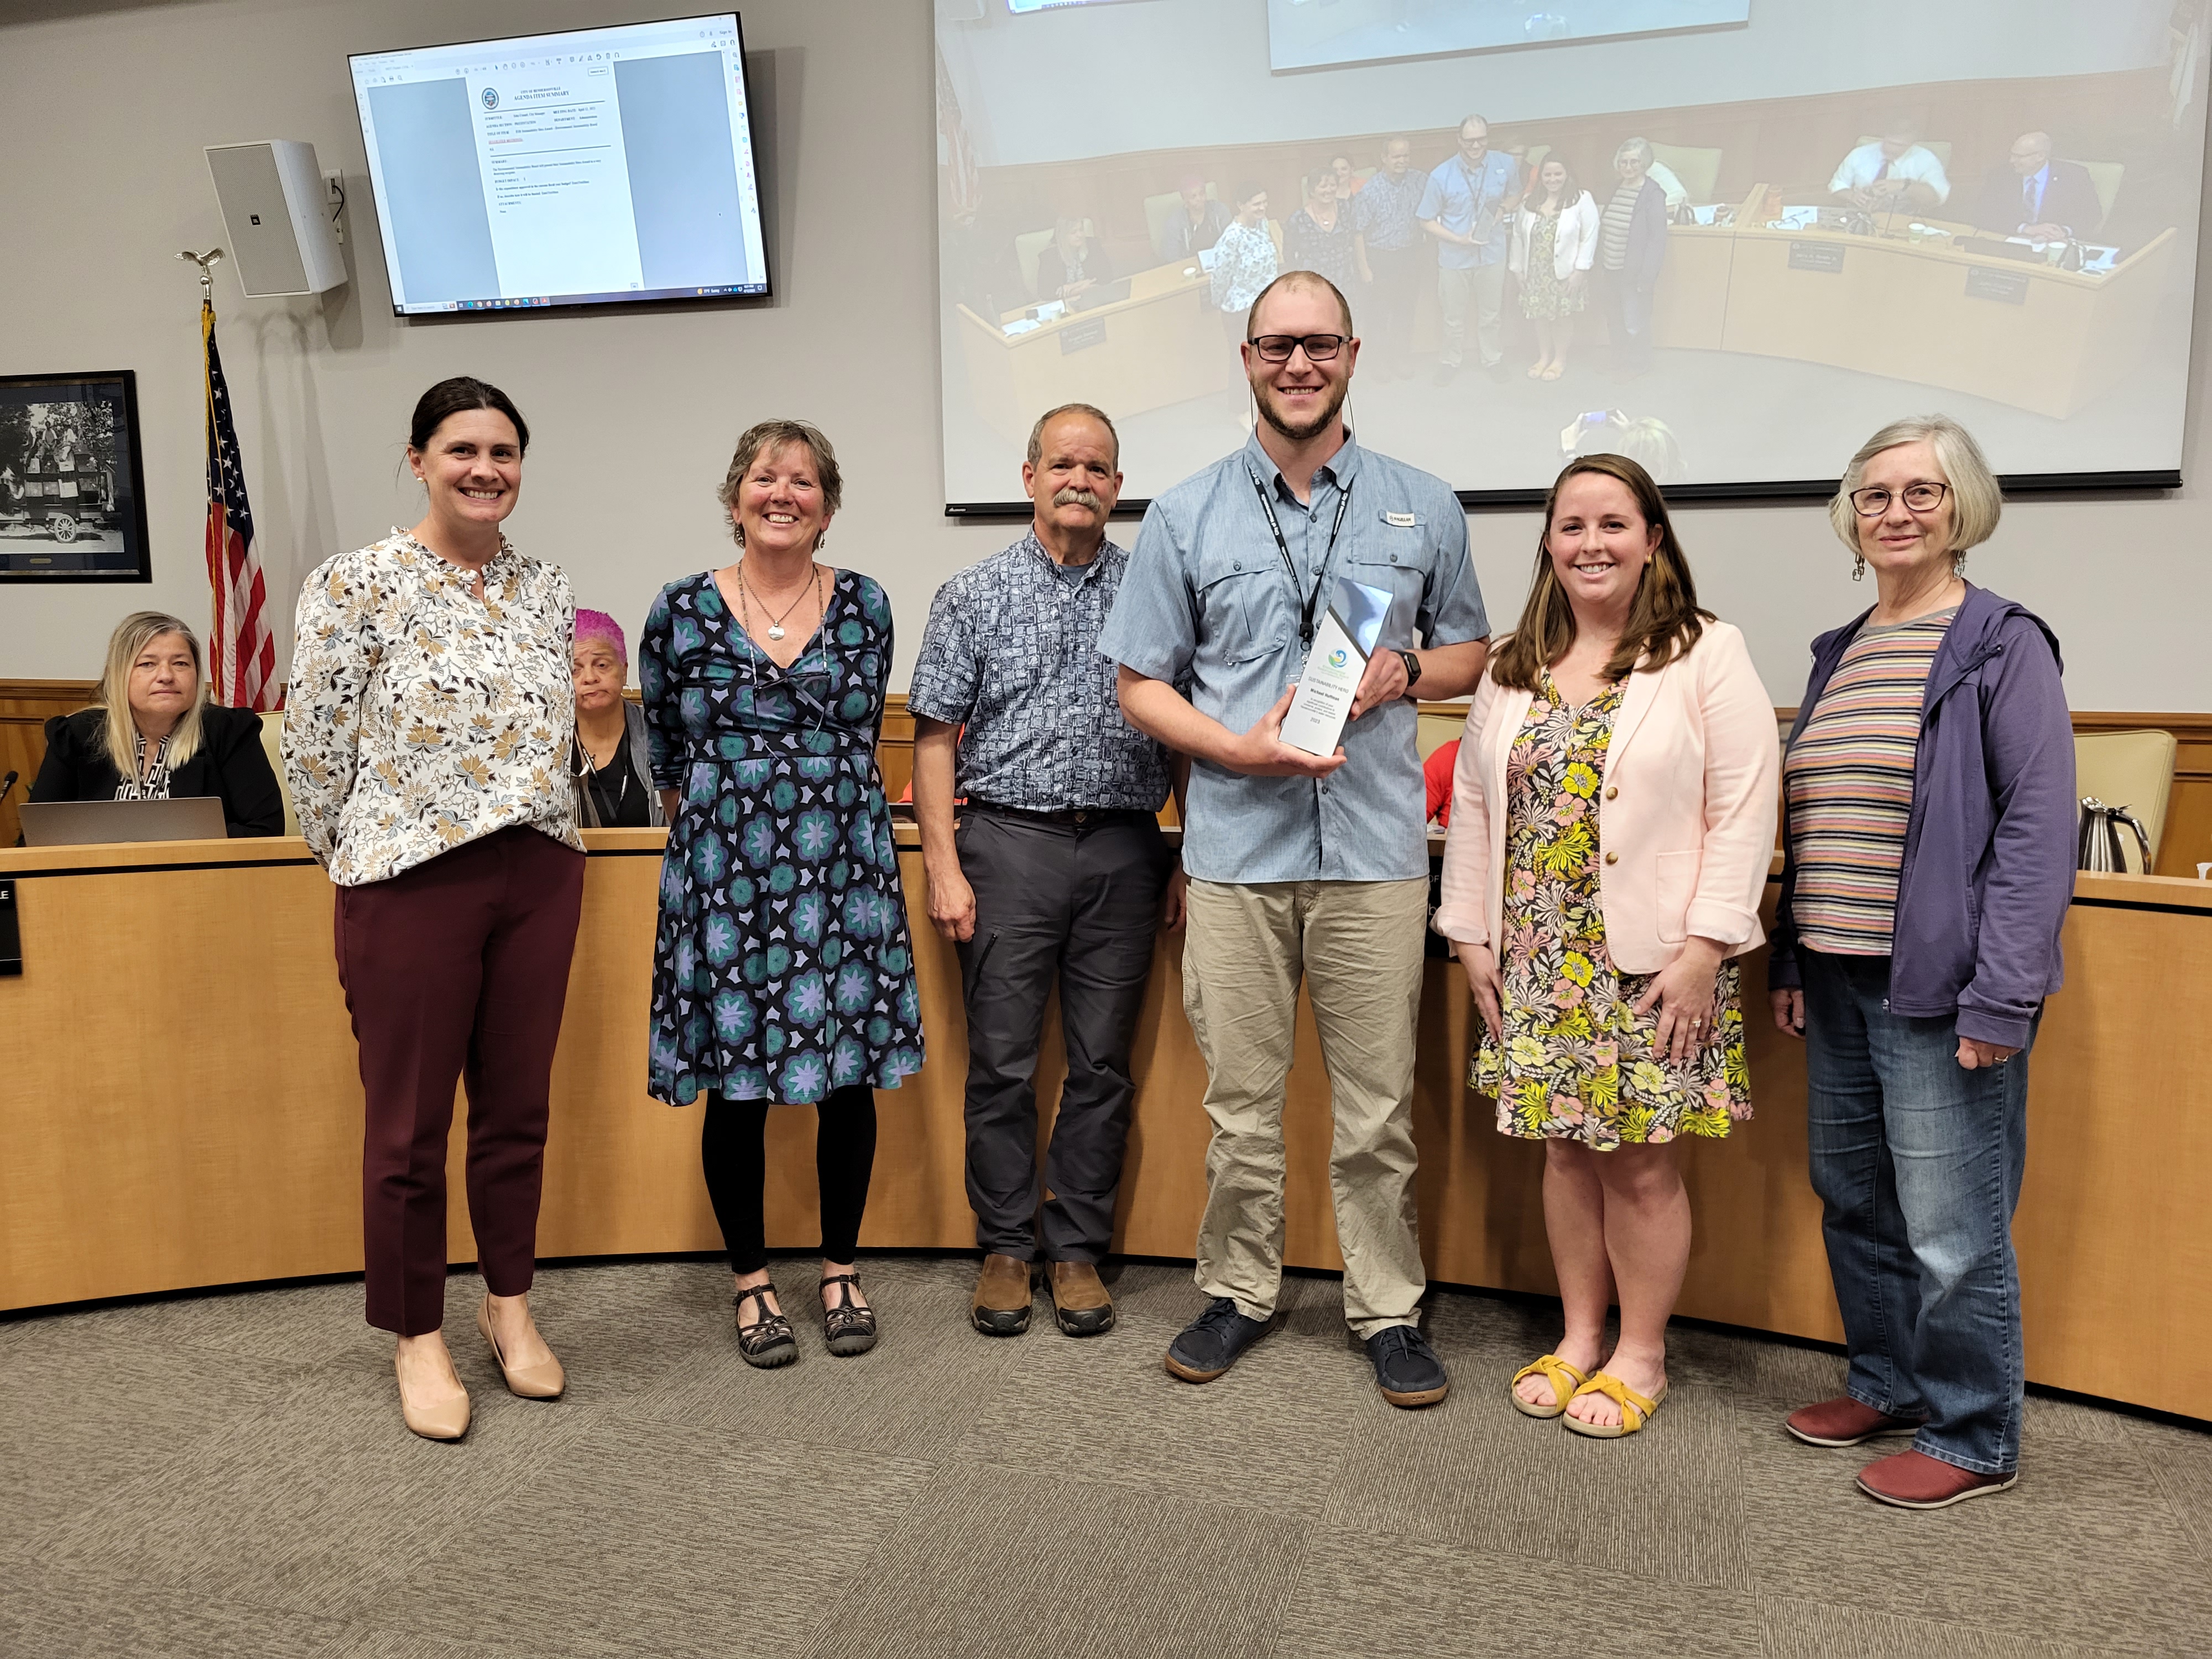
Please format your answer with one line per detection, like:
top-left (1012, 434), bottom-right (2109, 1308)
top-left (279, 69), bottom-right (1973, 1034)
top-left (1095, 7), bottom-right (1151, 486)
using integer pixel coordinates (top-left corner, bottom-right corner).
top-left (1784, 1396), bottom-right (1923, 1448)
top-left (1855, 1449), bottom-right (2017, 1510)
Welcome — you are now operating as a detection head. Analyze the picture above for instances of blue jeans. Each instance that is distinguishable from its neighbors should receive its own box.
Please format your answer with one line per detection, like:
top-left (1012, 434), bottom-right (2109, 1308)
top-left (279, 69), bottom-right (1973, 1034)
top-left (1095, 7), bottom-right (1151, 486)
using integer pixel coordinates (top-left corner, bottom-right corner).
top-left (1798, 949), bottom-right (2035, 1475)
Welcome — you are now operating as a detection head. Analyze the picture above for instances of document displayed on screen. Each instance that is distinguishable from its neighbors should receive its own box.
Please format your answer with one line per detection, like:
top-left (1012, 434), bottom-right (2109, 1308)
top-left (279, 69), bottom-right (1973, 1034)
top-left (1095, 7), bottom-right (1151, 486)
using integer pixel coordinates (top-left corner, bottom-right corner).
top-left (352, 13), bottom-right (770, 314)
top-left (934, 0), bottom-right (2209, 504)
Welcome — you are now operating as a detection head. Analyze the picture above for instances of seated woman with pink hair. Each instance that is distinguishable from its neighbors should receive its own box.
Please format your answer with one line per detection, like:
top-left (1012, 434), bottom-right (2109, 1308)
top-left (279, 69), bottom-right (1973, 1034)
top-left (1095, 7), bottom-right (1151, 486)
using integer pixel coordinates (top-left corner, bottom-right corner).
top-left (571, 608), bottom-right (664, 828)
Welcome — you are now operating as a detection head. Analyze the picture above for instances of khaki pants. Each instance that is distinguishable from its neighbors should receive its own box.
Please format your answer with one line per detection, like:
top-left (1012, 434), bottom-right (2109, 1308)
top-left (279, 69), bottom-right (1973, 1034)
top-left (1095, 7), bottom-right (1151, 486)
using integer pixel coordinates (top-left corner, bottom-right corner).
top-left (1436, 260), bottom-right (1505, 368)
top-left (1181, 877), bottom-right (1430, 1338)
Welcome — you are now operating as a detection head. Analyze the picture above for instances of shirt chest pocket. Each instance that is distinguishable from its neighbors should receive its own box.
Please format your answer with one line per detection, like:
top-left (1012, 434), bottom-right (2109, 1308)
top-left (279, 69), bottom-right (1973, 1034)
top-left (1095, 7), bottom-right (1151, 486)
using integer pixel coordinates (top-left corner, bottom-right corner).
top-left (1194, 556), bottom-right (1296, 666)
top-left (1344, 518), bottom-right (1428, 637)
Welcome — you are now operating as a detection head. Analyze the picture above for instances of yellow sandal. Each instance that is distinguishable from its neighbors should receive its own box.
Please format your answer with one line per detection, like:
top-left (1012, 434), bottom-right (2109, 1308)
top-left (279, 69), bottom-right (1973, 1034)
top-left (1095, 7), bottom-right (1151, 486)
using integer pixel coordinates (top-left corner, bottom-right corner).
top-left (1507, 1353), bottom-right (1590, 1420)
top-left (1562, 1370), bottom-right (1666, 1438)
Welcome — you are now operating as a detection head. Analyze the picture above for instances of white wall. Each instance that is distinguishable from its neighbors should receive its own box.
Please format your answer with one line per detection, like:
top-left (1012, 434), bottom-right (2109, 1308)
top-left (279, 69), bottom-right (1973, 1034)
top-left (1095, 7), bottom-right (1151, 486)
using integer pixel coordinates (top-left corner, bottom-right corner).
top-left (2, 0), bottom-right (2209, 712)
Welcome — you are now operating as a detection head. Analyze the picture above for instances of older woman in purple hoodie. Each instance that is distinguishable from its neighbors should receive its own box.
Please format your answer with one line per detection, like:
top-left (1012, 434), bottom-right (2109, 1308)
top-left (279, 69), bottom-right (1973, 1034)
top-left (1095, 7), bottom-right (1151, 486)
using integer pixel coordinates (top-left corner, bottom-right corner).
top-left (1769, 415), bottom-right (2074, 1511)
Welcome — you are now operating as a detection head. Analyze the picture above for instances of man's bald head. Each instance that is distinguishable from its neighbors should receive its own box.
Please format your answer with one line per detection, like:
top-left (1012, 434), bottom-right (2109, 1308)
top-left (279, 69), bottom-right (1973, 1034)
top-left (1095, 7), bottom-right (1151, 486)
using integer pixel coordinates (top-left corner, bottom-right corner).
top-left (1247, 269), bottom-right (1354, 338)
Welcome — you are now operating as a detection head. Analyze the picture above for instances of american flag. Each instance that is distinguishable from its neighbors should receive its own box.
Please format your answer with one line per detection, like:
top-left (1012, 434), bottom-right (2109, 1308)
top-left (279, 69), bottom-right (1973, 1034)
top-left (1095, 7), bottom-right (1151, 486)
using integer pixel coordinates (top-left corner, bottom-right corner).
top-left (201, 298), bottom-right (276, 710)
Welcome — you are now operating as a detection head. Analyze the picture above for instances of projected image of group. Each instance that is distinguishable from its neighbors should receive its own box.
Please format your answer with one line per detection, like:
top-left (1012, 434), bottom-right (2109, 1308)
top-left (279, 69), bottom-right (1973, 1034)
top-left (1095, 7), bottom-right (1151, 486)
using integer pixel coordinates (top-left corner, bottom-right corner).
top-left (934, 0), bottom-right (2210, 503)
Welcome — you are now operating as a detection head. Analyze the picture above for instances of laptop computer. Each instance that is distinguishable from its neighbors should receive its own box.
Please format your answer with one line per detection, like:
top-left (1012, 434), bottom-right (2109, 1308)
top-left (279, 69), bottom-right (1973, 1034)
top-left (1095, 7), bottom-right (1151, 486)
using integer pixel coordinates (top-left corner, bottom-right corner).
top-left (1068, 277), bottom-right (1133, 312)
top-left (19, 796), bottom-right (229, 847)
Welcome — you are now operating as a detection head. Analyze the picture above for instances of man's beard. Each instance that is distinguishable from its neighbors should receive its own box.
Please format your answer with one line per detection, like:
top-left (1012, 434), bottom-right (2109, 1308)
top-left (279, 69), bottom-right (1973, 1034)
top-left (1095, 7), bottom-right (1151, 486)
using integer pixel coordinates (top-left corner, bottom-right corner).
top-left (1052, 487), bottom-right (1104, 511)
top-left (1254, 377), bottom-right (1348, 443)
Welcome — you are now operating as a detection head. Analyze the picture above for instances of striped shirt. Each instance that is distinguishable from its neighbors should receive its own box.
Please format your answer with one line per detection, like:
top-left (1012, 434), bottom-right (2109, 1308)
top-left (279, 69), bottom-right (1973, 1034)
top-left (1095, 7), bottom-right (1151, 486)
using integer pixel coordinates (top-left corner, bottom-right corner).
top-left (1782, 607), bottom-right (1957, 955)
top-left (1599, 181), bottom-right (1640, 272)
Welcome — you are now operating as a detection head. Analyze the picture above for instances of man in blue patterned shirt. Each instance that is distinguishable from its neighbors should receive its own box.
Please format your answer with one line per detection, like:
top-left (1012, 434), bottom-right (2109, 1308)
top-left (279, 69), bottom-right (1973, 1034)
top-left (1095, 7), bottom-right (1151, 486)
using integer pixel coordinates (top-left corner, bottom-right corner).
top-left (1352, 137), bottom-right (1427, 378)
top-left (909, 402), bottom-right (1180, 1341)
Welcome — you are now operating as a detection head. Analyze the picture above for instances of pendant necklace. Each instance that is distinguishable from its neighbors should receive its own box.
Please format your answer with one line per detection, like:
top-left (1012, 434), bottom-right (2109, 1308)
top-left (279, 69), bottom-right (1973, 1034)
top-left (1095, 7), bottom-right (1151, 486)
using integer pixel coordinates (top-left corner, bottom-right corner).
top-left (738, 559), bottom-right (822, 642)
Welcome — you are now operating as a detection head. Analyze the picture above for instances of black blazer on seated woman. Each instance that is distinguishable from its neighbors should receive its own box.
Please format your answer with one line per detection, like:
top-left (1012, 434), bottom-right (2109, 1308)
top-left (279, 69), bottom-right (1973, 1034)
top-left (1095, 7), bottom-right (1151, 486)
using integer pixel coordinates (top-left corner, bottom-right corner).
top-left (30, 705), bottom-right (285, 837)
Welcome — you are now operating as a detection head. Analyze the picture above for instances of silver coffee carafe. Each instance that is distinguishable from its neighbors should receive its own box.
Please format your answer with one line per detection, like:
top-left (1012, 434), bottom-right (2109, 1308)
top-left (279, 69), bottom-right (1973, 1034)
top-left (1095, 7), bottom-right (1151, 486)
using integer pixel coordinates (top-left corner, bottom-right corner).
top-left (2077, 797), bottom-right (2153, 873)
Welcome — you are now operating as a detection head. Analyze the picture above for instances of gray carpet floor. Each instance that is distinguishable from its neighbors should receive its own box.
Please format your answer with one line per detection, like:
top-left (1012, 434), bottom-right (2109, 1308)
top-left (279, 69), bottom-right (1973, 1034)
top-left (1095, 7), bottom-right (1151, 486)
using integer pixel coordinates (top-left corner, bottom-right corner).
top-left (3, 1255), bottom-right (2207, 1658)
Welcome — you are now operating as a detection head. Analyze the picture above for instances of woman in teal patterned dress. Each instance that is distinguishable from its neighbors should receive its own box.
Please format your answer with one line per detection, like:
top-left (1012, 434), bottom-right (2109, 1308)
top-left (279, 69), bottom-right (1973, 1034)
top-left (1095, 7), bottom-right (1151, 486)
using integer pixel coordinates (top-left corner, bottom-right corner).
top-left (1435, 455), bottom-right (1778, 1437)
top-left (641, 420), bottom-right (921, 1367)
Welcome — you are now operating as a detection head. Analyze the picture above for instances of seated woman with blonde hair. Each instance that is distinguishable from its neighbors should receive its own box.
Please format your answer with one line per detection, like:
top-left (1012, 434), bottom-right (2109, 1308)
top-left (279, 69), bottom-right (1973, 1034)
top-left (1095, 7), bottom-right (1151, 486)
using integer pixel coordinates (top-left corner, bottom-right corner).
top-left (29, 609), bottom-right (283, 836)
top-left (1436, 453), bottom-right (1778, 1438)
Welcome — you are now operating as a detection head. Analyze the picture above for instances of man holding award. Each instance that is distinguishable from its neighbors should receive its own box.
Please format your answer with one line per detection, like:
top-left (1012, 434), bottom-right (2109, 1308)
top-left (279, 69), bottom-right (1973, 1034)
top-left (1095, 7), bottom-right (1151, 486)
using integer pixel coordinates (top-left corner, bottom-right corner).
top-left (1098, 270), bottom-right (1490, 1408)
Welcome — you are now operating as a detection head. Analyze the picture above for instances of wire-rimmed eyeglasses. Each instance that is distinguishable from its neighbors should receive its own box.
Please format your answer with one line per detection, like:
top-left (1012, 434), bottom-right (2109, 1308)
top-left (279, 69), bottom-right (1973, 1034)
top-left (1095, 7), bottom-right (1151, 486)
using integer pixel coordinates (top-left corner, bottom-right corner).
top-left (1849, 482), bottom-right (1949, 517)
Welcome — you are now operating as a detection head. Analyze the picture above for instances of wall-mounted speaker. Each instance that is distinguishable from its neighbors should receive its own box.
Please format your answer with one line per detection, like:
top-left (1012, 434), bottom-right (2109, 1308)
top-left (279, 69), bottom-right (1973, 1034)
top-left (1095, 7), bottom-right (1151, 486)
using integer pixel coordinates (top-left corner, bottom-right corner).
top-left (205, 140), bottom-right (346, 297)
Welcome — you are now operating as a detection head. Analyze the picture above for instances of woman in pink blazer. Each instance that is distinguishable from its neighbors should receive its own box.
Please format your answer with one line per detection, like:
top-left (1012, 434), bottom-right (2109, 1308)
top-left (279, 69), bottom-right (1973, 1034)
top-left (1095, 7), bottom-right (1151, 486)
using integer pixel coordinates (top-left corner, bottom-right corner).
top-left (1436, 453), bottom-right (1778, 1437)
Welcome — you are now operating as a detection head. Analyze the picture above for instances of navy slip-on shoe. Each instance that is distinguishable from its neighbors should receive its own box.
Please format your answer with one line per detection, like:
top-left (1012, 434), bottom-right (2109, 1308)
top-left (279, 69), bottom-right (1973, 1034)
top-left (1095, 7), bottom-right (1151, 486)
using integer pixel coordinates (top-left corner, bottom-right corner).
top-left (1164, 1297), bottom-right (1271, 1383)
top-left (1366, 1324), bottom-right (1449, 1408)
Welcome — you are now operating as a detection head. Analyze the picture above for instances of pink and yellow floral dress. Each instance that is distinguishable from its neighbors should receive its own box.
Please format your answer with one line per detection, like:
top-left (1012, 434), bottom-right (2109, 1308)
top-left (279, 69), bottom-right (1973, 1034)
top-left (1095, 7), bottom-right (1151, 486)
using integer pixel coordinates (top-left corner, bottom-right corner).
top-left (1472, 670), bottom-right (1751, 1149)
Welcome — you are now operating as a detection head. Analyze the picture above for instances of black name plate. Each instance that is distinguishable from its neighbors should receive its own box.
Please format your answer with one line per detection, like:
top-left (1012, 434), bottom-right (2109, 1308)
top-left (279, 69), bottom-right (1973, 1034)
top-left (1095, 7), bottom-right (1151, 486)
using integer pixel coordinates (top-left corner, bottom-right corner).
top-left (1060, 316), bottom-right (1109, 354)
top-left (0, 879), bottom-right (18, 977)
top-left (1788, 241), bottom-right (1847, 274)
top-left (1964, 266), bottom-right (2031, 305)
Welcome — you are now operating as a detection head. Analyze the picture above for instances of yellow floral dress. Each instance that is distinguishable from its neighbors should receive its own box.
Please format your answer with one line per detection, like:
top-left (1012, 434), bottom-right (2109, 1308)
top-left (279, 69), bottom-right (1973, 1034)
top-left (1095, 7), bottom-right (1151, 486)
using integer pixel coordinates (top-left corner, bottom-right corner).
top-left (1473, 671), bottom-right (1751, 1149)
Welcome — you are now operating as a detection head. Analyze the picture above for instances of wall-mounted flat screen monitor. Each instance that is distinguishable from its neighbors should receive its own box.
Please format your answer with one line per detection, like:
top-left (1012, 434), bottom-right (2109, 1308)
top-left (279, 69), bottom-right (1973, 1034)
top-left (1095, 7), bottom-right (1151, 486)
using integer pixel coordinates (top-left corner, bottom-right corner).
top-left (351, 12), bottom-right (768, 315)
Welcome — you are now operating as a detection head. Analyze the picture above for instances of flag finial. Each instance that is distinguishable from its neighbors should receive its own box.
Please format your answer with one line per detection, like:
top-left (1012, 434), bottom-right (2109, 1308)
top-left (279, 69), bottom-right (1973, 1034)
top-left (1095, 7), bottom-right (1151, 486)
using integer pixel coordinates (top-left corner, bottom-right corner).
top-left (176, 247), bottom-right (224, 305)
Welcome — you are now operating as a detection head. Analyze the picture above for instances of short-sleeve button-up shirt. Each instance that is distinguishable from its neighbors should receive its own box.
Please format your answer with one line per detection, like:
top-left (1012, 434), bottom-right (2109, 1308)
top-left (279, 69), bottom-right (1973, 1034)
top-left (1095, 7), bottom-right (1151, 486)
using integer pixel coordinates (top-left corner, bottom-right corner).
top-left (1352, 168), bottom-right (1427, 253)
top-left (1097, 433), bottom-right (1488, 885)
top-left (907, 531), bottom-right (1170, 814)
top-left (1416, 150), bottom-right (1520, 269)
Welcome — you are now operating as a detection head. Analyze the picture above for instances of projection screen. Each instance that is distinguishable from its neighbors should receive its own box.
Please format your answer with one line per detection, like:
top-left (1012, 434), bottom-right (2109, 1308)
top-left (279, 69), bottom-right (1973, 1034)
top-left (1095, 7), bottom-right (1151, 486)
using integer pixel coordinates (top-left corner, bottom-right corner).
top-left (933, 0), bottom-right (2212, 508)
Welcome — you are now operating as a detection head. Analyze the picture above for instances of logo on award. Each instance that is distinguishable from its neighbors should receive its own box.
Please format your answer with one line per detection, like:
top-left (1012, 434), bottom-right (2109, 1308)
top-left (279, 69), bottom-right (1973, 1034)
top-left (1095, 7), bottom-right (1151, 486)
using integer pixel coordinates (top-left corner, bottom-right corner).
top-left (481, 86), bottom-right (500, 109)
top-left (1327, 648), bottom-right (1348, 669)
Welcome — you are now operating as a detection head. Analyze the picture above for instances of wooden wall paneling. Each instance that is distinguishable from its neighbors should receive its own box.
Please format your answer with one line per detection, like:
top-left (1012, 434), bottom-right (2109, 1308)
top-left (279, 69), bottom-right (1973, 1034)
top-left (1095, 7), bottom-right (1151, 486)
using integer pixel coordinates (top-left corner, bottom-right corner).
top-left (0, 849), bottom-right (365, 1305)
top-left (2, 836), bottom-right (2208, 1417)
top-left (2017, 891), bottom-right (2212, 1401)
top-left (8, 684), bottom-right (2210, 873)
top-left (0, 679), bottom-right (92, 849)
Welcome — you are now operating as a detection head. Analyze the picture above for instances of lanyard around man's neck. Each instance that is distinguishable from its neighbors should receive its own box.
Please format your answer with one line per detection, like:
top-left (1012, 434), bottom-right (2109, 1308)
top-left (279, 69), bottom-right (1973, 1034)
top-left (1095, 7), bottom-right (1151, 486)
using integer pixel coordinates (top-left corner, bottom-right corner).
top-left (1246, 467), bottom-right (1353, 648)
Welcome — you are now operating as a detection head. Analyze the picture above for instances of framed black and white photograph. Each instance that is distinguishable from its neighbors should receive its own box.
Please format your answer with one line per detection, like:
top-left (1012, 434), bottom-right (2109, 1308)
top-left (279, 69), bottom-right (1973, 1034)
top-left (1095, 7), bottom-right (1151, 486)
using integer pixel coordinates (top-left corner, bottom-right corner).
top-left (0, 371), bottom-right (152, 582)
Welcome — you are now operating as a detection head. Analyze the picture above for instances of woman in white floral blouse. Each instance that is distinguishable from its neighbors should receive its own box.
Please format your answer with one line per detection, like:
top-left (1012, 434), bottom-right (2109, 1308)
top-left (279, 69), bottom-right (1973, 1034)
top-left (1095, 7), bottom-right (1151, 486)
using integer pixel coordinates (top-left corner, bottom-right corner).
top-left (284, 377), bottom-right (585, 1442)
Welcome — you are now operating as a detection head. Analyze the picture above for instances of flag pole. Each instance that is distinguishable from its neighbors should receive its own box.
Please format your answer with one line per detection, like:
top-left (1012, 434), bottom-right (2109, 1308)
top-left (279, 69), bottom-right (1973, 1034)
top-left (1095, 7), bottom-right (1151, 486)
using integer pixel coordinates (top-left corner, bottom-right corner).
top-left (179, 247), bottom-right (277, 713)
top-left (179, 249), bottom-right (232, 703)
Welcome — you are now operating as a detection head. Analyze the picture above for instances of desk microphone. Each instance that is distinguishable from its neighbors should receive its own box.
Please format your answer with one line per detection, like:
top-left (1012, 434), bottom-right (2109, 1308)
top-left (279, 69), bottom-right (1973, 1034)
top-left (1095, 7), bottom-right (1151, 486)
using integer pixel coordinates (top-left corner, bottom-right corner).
top-left (0, 769), bottom-right (18, 803)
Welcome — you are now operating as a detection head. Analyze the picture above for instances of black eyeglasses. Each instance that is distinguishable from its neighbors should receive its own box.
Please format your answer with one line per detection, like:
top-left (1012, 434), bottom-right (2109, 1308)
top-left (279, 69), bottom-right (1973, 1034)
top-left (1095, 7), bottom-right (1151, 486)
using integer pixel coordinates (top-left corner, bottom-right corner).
top-left (1850, 482), bottom-right (1949, 517)
top-left (1247, 333), bottom-right (1347, 363)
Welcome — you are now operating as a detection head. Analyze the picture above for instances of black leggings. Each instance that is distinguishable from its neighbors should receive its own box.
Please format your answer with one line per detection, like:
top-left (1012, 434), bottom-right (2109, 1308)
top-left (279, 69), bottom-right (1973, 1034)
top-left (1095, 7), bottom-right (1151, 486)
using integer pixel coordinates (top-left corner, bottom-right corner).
top-left (701, 1086), bottom-right (878, 1275)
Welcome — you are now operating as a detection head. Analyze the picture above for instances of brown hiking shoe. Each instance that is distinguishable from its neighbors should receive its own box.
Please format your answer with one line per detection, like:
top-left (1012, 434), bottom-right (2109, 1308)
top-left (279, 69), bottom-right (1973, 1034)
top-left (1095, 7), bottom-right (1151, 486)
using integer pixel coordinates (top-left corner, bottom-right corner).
top-left (1856, 1449), bottom-right (2017, 1510)
top-left (971, 1253), bottom-right (1034, 1336)
top-left (1046, 1260), bottom-right (1115, 1337)
top-left (1785, 1396), bottom-right (1924, 1448)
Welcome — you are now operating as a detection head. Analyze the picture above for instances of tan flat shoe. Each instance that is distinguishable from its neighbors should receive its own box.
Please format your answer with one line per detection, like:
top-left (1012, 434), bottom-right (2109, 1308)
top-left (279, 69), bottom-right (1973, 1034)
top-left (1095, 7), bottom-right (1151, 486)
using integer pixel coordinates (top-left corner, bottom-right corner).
top-left (478, 1293), bottom-right (565, 1400)
top-left (397, 1362), bottom-right (470, 1441)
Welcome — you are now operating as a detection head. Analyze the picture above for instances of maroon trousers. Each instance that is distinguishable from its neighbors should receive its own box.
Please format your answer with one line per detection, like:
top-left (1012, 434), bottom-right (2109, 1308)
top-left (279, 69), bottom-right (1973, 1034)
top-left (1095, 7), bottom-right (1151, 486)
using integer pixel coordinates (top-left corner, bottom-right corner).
top-left (334, 827), bottom-right (586, 1335)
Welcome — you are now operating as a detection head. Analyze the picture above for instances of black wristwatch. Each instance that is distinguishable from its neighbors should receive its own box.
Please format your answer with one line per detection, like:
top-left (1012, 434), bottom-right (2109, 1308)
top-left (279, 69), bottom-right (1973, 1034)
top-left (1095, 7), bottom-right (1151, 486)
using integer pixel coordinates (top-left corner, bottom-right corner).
top-left (1397, 649), bottom-right (1422, 688)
